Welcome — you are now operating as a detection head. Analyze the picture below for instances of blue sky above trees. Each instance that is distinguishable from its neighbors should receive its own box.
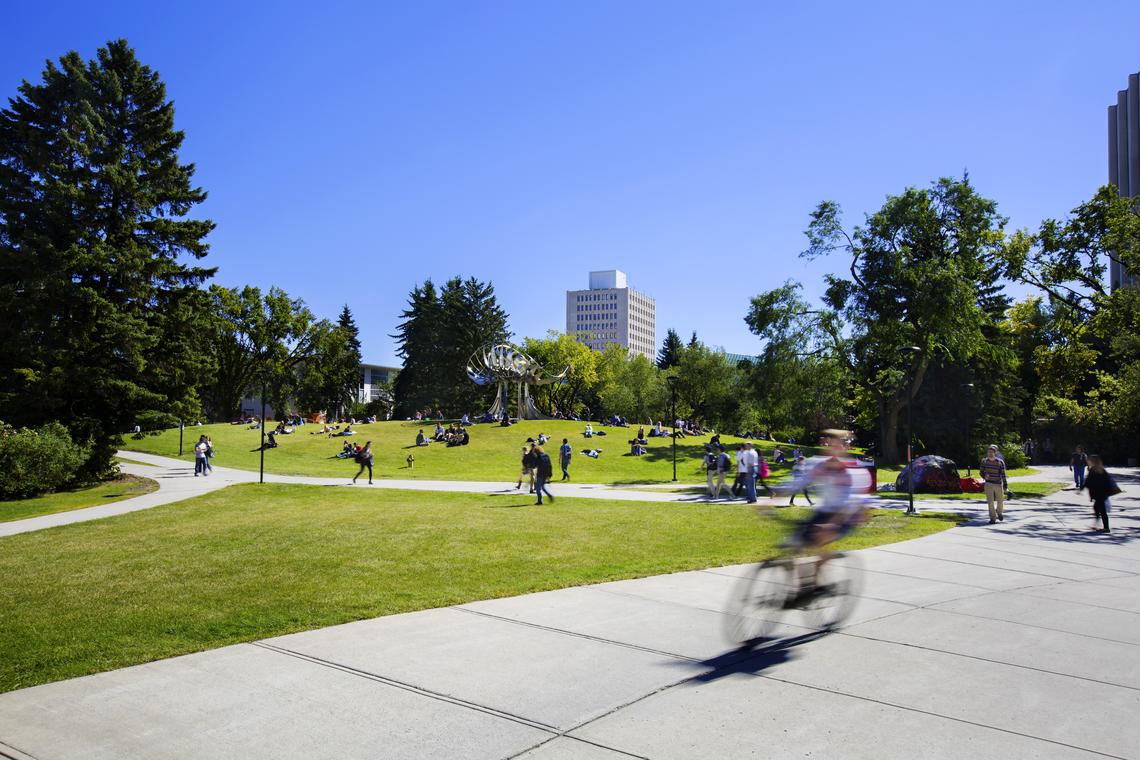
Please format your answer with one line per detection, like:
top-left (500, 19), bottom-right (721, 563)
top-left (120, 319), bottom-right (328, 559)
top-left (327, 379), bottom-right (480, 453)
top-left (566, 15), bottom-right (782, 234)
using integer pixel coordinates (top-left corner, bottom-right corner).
top-left (3, 1), bottom-right (1138, 366)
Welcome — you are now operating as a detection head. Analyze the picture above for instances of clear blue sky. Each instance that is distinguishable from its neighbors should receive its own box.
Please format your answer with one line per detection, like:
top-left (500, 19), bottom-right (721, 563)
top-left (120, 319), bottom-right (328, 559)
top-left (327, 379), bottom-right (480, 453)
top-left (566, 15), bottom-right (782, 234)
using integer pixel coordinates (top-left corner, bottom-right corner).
top-left (4, 1), bottom-right (1139, 366)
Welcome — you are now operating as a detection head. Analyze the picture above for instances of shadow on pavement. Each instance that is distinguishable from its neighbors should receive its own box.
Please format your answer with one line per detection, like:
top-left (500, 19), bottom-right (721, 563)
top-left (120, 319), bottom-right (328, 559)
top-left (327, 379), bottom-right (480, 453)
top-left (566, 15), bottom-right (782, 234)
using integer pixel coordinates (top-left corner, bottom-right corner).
top-left (670, 630), bottom-right (830, 685)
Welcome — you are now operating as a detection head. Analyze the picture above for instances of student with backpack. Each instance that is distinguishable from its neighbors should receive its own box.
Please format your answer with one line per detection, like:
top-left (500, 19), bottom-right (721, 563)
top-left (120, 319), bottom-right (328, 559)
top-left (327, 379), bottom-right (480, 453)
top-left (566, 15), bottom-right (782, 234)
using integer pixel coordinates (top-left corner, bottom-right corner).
top-left (712, 445), bottom-right (731, 499)
top-left (534, 445), bottom-right (555, 505)
top-left (352, 441), bottom-right (374, 485)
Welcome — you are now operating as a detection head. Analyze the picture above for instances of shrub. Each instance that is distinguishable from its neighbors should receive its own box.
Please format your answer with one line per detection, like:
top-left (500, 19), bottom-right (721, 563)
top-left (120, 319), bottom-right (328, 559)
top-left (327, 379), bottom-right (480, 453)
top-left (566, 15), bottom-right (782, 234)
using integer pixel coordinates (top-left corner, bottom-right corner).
top-left (0, 421), bottom-right (92, 500)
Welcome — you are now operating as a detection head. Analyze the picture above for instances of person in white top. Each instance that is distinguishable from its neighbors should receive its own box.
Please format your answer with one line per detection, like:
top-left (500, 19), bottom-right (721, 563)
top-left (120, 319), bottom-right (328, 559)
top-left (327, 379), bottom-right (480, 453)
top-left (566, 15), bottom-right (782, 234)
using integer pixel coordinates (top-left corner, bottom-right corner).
top-left (739, 442), bottom-right (760, 503)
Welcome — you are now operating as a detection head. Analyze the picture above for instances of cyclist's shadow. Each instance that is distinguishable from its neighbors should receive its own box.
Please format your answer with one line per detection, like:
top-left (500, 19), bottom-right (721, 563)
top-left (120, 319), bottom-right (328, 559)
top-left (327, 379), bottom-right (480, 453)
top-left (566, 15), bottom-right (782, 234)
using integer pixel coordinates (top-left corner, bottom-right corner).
top-left (678, 631), bottom-right (829, 684)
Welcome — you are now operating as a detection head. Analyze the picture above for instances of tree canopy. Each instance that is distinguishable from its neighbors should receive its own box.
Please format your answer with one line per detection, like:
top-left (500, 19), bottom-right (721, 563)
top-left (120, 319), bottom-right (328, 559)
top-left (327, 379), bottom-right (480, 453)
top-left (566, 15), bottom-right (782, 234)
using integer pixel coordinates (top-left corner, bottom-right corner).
top-left (0, 39), bottom-right (214, 477)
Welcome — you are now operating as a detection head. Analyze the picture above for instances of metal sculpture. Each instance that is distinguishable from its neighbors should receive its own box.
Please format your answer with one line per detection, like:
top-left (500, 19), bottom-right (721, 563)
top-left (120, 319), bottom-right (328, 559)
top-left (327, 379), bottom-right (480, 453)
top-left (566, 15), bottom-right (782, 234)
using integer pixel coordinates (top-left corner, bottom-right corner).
top-left (466, 344), bottom-right (568, 420)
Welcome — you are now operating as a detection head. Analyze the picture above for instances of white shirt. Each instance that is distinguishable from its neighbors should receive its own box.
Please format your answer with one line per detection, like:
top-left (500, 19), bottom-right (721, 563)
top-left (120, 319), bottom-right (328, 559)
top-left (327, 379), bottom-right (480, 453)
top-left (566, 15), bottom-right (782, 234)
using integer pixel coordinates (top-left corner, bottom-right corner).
top-left (736, 449), bottom-right (757, 473)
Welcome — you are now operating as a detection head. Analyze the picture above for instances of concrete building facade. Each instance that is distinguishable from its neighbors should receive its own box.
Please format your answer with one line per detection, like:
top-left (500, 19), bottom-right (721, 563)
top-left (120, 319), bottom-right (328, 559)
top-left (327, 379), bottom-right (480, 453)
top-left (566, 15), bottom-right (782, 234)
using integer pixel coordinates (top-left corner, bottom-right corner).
top-left (1108, 71), bottom-right (1140, 291)
top-left (565, 270), bottom-right (656, 358)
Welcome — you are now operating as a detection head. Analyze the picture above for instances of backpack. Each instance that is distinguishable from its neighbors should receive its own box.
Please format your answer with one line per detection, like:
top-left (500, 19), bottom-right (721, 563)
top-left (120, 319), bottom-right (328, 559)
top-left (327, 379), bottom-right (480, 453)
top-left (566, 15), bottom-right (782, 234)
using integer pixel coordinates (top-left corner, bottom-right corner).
top-left (718, 452), bottom-right (731, 472)
top-left (537, 453), bottom-right (553, 478)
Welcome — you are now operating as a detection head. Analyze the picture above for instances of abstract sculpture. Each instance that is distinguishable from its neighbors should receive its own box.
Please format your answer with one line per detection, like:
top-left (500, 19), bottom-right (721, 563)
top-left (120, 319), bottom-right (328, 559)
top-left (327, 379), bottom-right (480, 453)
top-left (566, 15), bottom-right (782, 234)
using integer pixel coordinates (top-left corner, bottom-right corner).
top-left (466, 344), bottom-right (569, 420)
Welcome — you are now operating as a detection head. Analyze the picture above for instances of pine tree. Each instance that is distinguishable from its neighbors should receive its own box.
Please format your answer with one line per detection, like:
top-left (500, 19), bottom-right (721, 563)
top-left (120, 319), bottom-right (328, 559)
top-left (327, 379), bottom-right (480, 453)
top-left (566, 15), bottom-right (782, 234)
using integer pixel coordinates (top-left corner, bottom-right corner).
top-left (438, 277), bottom-right (510, 414)
top-left (0, 40), bottom-right (215, 477)
top-left (392, 281), bottom-right (442, 417)
top-left (333, 305), bottom-right (364, 415)
top-left (657, 328), bottom-right (683, 369)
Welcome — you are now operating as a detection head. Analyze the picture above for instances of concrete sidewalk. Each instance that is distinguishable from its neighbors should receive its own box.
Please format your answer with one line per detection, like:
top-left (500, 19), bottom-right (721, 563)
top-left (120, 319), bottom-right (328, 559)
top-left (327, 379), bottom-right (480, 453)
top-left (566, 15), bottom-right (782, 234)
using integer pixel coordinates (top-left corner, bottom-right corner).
top-left (1, 477), bottom-right (1136, 758)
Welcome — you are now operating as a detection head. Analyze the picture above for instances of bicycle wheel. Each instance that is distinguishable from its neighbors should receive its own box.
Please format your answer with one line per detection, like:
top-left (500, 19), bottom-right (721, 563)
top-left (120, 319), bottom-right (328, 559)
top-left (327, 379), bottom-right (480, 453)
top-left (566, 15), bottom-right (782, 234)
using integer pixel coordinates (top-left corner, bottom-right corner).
top-left (723, 559), bottom-right (794, 644)
top-left (800, 552), bottom-right (862, 631)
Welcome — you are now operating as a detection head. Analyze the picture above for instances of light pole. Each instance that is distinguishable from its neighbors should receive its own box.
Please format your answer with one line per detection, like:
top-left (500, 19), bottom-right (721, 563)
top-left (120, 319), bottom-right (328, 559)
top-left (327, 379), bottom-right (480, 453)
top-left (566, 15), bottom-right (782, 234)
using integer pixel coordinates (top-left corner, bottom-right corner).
top-left (666, 375), bottom-right (678, 482)
top-left (899, 346), bottom-right (921, 515)
top-left (259, 386), bottom-right (267, 484)
top-left (962, 382), bottom-right (975, 476)
top-left (178, 421), bottom-right (184, 457)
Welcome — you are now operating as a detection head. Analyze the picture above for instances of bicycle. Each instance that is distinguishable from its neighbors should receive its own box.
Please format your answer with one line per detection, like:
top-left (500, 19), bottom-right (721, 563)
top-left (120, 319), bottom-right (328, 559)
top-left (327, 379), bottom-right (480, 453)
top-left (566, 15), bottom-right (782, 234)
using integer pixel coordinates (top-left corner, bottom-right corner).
top-left (723, 510), bottom-right (863, 644)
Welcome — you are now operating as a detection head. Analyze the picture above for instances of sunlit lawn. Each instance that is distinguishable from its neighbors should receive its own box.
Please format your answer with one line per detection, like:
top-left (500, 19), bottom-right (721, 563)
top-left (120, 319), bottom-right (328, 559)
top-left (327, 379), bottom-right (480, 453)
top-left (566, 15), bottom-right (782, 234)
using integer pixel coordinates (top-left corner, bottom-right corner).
top-left (0, 475), bottom-right (157, 523)
top-left (122, 420), bottom-right (814, 484)
top-left (0, 483), bottom-right (962, 693)
top-left (878, 481), bottom-right (1063, 501)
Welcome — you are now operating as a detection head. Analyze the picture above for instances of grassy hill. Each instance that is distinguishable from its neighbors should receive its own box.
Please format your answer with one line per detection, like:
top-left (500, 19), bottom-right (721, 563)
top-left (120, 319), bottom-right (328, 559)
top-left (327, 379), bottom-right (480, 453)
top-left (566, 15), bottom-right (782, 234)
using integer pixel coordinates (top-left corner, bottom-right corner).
top-left (122, 419), bottom-right (812, 484)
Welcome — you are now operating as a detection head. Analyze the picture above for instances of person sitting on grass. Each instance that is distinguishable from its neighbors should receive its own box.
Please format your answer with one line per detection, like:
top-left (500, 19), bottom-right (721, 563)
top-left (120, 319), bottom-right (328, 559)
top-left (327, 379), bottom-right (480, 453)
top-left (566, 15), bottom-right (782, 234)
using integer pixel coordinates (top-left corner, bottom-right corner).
top-left (583, 423), bottom-right (594, 438)
top-left (630, 441), bottom-right (646, 456)
top-left (434, 422), bottom-right (446, 441)
top-left (336, 441), bottom-right (357, 458)
top-left (415, 429), bottom-right (428, 446)
top-left (265, 430), bottom-right (279, 448)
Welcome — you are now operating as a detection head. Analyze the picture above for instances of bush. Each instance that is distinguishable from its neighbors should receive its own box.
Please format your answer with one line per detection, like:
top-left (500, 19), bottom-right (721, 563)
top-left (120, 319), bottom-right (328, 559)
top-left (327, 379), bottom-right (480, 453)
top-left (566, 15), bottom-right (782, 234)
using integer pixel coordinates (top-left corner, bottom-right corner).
top-left (972, 437), bottom-right (1027, 470)
top-left (0, 421), bottom-right (91, 500)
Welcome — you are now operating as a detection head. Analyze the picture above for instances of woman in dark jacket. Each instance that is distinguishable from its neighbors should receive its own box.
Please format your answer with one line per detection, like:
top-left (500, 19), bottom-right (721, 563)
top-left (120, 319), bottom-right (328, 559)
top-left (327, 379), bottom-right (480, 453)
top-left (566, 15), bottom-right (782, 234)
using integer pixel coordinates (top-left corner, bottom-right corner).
top-left (1083, 454), bottom-right (1115, 533)
top-left (352, 441), bottom-right (374, 485)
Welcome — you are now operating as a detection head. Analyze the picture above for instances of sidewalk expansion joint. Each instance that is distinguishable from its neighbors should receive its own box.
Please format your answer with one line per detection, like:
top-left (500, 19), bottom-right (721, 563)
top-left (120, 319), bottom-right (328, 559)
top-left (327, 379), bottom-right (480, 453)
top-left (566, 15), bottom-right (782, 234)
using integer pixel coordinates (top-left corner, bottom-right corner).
top-left (834, 628), bottom-right (1140, 692)
top-left (872, 546), bottom-right (1110, 582)
top-left (934, 533), bottom-right (1140, 572)
top-left (749, 671), bottom-right (1129, 760)
top-left (0, 739), bottom-right (41, 760)
top-left (454, 606), bottom-right (702, 663)
top-left (934, 533), bottom-right (1140, 567)
top-left (250, 642), bottom-right (560, 734)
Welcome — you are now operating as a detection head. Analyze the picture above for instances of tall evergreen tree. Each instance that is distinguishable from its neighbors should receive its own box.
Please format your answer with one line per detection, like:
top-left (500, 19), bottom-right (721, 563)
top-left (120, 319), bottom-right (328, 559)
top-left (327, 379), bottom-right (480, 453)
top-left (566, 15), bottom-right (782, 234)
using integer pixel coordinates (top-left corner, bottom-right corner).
top-left (438, 277), bottom-right (510, 414)
top-left (0, 40), bottom-right (215, 477)
top-left (657, 328), bottom-right (682, 369)
top-left (392, 280), bottom-right (442, 417)
top-left (688, 331), bottom-right (701, 349)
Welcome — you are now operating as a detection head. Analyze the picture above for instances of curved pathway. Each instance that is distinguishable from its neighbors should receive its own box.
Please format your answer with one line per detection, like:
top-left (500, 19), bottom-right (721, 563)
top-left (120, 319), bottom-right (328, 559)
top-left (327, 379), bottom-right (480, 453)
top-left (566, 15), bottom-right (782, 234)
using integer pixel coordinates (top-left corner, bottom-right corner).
top-left (0, 460), bottom-right (1137, 757)
top-left (1, 451), bottom-right (716, 538)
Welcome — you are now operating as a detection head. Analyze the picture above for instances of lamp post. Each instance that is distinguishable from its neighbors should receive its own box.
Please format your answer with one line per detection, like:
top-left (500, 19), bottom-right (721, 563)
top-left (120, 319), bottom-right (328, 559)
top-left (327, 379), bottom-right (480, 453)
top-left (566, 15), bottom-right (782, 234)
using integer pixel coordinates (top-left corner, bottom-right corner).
top-left (666, 375), bottom-right (678, 482)
top-left (899, 346), bottom-right (922, 515)
top-left (962, 382), bottom-right (975, 476)
top-left (259, 386), bottom-right (267, 485)
top-left (178, 421), bottom-right (184, 457)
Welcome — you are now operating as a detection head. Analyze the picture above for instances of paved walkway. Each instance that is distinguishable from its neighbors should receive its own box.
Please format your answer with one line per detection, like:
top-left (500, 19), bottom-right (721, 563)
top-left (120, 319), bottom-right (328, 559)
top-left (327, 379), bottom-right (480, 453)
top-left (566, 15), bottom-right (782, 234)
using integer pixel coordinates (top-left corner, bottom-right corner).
top-left (0, 466), bottom-right (1136, 758)
top-left (0, 454), bottom-right (1097, 538)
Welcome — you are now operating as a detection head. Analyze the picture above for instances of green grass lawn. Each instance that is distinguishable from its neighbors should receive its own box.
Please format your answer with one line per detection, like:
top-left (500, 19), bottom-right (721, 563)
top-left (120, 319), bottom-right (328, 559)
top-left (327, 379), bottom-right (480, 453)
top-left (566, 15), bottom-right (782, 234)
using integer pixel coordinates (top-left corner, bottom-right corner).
top-left (122, 420), bottom-right (812, 484)
top-left (0, 475), bottom-right (158, 523)
top-left (0, 483), bottom-right (962, 693)
top-left (875, 481), bottom-right (1063, 501)
top-left (876, 465), bottom-right (1040, 483)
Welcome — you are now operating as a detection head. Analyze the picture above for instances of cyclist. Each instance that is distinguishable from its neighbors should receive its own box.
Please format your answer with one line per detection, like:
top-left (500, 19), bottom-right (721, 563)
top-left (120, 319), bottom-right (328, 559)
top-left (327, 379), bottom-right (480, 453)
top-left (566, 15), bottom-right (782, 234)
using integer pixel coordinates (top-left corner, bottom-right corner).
top-left (772, 428), bottom-right (869, 604)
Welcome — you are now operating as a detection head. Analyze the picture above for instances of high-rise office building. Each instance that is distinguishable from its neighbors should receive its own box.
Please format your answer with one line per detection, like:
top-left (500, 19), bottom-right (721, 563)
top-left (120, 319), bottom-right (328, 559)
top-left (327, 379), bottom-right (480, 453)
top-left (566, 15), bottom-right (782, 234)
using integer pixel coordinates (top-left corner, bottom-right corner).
top-left (1108, 71), bottom-right (1139, 291)
top-left (565, 270), bottom-right (656, 358)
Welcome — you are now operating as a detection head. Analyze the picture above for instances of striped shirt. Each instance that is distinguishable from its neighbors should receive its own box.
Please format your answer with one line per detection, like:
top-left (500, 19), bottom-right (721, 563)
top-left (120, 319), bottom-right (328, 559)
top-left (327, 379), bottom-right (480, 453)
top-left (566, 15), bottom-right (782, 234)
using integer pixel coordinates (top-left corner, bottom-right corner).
top-left (979, 458), bottom-right (1006, 485)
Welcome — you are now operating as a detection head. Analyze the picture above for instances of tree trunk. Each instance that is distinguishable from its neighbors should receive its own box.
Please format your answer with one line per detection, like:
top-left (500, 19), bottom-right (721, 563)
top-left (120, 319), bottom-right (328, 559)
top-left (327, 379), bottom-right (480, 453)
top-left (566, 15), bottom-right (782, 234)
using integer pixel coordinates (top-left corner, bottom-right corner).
top-left (879, 397), bottom-right (899, 464)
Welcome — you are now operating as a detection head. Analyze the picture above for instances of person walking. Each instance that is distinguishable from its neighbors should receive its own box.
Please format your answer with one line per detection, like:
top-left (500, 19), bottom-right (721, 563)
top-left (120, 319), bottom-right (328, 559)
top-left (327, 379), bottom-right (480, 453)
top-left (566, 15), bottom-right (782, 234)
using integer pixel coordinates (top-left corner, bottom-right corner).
top-left (534, 445), bottom-right (555, 505)
top-left (1069, 445), bottom-right (1088, 491)
top-left (203, 436), bottom-right (215, 474)
top-left (1084, 455), bottom-right (1118, 533)
top-left (704, 445), bottom-right (717, 497)
top-left (732, 444), bottom-right (747, 498)
top-left (979, 444), bottom-right (1008, 524)
top-left (559, 438), bottom-right (572, 480)
top-left (712, 444), bottom-right (731, 499)
top-left (740, 442), bottom-right (760, 504)
top-left (517, 444), bottom-right (536, 493)
top-left (352, 441), bottom-right (374, 484)
top-left (788, 454), bottom-right (814, 506)
top-left (194, 435), bottom-right (209, 476)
